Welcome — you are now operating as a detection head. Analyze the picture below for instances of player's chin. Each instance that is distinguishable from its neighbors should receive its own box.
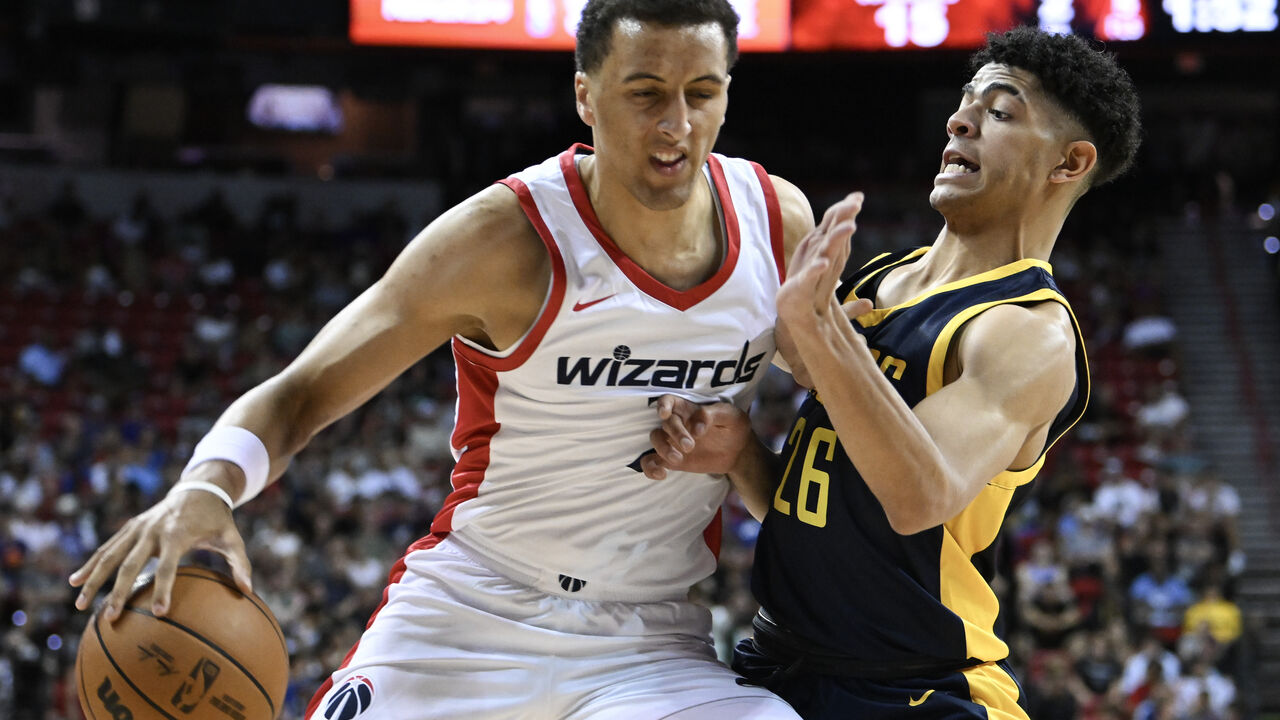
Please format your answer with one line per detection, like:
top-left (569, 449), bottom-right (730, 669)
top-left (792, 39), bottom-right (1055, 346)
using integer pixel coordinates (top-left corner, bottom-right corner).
top-left (928, 185), bottom-right (966, 211)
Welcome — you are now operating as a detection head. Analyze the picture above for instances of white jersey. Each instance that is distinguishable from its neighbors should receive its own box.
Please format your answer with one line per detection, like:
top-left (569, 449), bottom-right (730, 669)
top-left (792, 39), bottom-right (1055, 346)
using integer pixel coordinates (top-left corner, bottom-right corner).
top-left (426, 144), bottom-right (785, 601)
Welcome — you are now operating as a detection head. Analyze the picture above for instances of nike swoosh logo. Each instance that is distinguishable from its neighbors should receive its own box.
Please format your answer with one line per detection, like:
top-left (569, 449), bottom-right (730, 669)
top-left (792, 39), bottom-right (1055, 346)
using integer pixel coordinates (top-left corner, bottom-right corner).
top-left (572, 294), bottom-right (616, 312)
top-left (908, 690), bottom-right (934, 707)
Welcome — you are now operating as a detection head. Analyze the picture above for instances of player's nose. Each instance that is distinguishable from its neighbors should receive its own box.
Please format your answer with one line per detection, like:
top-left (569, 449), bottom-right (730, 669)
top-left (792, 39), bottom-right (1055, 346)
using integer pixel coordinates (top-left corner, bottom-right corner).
top-left (946, 109), bottom-right (974, 138)
top-left (657, 95), bottom-right (692, 141)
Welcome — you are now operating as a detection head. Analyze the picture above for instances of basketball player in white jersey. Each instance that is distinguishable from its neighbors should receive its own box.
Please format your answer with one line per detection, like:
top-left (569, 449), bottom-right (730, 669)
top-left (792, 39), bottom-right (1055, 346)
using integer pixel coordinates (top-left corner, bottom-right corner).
top-left (70, 1), bottom-right (813, 718)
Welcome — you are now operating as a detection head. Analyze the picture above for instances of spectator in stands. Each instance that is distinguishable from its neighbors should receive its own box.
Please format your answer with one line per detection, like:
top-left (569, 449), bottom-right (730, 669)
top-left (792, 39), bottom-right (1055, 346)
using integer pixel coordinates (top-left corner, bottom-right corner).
top-left (1121, 305), bottom-right (1177, 356)
top-left (1181, 577), bottom-right (1242, 672)
top-left (1173, 658), bottom-right (1236, 718)
top-left (1074, 630), bottom-right (1125, 698)
top-left (17, 329), bottom-right (66, 387)
top-left (1093, 457), bottom-right (1159, 529)
top-left (1018, 538), bottom-right (1070, 602)
top-left (1181, 470), bottom-right (1245, 576)
top-left (1135, 380), bottom-right (1190, 438)
top-left (1024, 653), bottom-right (1082, 720)
top-left (1020, 576), bottom-right (1085, 650)
top-left (1130, 541), bottom-right (1195, 645)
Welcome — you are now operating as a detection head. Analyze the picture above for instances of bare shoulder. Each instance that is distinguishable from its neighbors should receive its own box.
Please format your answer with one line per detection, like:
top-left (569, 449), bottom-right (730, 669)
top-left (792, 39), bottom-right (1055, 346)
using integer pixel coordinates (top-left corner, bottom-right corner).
top-left (385, 183), bottom-right (551, 348)
top-left (956, 301), bottom-right (1077, 405)
top-left (768, 175), bottom-right (814, 265)
top-left (411, 183), bottom-right (543, 261)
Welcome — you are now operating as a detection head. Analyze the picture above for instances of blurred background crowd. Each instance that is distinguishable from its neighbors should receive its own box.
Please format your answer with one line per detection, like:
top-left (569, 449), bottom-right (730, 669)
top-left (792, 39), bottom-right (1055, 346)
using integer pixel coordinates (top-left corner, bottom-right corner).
top-left (2, 2), bottom-right (1280, 719)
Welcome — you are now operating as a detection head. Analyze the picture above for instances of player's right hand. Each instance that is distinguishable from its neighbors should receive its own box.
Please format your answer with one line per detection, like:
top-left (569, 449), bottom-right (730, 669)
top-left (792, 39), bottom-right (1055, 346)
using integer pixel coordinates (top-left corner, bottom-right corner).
top-left (68, 464), bottom-right (253, 623)
top-left (642, 395), bottom-right (752, 480)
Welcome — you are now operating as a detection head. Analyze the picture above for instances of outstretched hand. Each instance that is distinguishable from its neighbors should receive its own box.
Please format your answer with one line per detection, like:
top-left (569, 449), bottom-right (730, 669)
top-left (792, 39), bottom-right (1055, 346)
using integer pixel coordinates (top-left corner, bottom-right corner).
top-left (68, 465), bottom-right (253, 623)
top-left (641, 395), bottom-right (753, 480)
top-left (778, 192), bottom-right (873, 332)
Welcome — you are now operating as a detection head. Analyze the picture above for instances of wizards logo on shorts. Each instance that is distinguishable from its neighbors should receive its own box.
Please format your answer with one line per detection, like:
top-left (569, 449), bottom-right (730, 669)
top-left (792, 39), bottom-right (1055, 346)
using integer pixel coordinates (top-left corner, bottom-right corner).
top-left (324, 675), bottom-right (374, 720)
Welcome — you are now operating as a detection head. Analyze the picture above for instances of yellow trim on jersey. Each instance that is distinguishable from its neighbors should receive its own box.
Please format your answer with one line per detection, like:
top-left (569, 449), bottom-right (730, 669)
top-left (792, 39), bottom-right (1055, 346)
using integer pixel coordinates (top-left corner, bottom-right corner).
top-left (940, 455), bottom-right (1047, 661)
top-left (962, 663), bottom-right (1029, 720)
top-left (848, 247), bottom-right (928, 299)
top-left (847, 253), bottom-right (1054, 329)
top-left (925, 288), bottom-right (1092, 455)
top-left (925, 288), bottom-right (1064, 396)
top-left (854, 251), bottom-right (896, 275)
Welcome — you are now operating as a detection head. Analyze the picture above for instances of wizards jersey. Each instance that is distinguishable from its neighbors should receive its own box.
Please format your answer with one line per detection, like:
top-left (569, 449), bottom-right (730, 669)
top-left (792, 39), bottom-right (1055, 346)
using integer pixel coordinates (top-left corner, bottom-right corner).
top-left (422, 144), bottom-right (786, 601)
top-left (751, 246), bottom-right (1089, 670)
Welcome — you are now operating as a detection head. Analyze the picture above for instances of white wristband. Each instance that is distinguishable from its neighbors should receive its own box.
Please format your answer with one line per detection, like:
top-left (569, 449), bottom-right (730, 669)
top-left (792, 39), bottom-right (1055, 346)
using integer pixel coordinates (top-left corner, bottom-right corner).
top-left (168, 480), bottom-right (234, 510)
top-left (182, 426), bottom-right (271, 508)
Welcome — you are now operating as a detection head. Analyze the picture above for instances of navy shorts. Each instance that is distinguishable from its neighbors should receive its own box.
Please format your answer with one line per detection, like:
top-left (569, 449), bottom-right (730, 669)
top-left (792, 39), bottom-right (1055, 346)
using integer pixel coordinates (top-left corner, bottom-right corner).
top-left (733, 639), bottom-right (1029, 720)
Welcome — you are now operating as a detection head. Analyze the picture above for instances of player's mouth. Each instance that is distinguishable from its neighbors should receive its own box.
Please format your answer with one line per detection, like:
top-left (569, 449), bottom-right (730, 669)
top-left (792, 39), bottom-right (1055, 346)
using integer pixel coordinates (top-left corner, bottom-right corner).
top-left (938, 150), bottom-right (980, 179)
top-left (650, 150), bottom-right (688, 176)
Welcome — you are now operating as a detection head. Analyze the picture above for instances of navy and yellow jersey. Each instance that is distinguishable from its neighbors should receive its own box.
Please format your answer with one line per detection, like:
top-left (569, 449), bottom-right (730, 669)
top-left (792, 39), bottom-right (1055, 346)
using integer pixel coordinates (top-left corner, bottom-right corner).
top-left (751, 246), bottom-right (1089, 672)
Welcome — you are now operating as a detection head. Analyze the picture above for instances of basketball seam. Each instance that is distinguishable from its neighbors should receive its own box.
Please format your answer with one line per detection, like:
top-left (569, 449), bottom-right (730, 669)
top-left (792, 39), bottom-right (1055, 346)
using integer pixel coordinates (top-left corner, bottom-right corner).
top-left (77, 647), bottom-right (103, 720)
top-left (92, 611), bottom-right (181, 720)
top-left (175, 567), bottom-right (288, 655)
top-left (123, 606), bottom-right (278, 719)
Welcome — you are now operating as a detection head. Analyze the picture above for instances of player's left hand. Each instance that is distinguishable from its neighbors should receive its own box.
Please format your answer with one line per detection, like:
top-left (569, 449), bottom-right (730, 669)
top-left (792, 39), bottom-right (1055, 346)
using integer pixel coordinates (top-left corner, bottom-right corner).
top-left (778, 192), bottom-right (869, 331)
top-left (642, 395), bottom-right (753, 480)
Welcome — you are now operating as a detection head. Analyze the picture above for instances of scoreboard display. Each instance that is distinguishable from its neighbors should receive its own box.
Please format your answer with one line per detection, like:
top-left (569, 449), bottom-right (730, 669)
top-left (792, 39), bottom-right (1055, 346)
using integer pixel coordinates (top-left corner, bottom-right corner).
top-left (350, 0), bottom-right (1278, 50)
top-left (350, 0), bottom-right (789, 50)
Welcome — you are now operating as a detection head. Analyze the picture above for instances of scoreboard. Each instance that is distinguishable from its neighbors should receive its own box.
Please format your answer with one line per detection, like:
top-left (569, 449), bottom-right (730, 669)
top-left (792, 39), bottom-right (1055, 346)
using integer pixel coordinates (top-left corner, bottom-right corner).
top-left (349, 0), bottom-right (1278, 50)
top-left (350, 0), bottom-right (789, 50)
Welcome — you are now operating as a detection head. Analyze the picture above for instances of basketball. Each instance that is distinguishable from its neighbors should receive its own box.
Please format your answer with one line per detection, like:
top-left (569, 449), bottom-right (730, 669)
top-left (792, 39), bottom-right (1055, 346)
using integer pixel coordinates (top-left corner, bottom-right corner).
top-left (75, 566), bottom-right (289, 720)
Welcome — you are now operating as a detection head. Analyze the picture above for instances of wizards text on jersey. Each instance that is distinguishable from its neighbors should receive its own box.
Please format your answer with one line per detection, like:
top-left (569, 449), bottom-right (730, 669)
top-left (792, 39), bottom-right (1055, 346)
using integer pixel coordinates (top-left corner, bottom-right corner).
top-left (556, 340), bottom-right (766, 389)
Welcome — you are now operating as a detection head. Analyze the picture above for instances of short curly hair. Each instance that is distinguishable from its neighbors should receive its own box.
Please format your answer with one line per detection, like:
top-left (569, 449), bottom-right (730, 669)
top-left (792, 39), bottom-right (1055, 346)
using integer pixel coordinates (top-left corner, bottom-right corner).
top-left (970, 27), bottom-right (1142, 187)
top-left (575, 0), bottom-right (740, 75)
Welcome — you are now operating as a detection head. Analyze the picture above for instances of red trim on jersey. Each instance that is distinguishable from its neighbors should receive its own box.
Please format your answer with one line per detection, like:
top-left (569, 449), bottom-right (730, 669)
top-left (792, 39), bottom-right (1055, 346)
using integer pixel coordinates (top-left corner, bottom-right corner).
top-left (703, 508), bottom-right (723, 560)
top-left (559, 143), bottom-right (741, 312)
top-left (750, 161), bottom-right (786, 284)
top-left (304, 533), bottom-right (446, 719)
top-left (451, 177), bottom-right (567, 372)
top-left (432, 351), bottom-right (500, 534)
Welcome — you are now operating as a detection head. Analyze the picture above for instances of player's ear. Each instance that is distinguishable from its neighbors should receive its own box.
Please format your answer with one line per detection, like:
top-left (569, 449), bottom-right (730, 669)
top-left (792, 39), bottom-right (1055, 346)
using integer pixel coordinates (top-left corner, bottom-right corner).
top-left (1050, 140), bottom-right (1097, 186)
top-left (575, 72), bottom-right (596, 127)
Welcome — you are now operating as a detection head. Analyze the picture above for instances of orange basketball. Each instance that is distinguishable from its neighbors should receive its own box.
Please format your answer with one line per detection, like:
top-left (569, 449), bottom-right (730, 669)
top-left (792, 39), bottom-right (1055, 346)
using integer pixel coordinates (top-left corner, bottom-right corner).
top-left (76, 566), bottom-right (289, 720)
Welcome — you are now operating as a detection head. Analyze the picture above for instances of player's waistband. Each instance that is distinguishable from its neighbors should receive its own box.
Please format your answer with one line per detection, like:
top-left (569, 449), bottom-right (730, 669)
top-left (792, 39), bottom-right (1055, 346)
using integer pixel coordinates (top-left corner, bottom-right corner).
top-left (434, 529), bottom-right (691, 603)
top-left (749, 609), bottom-right (983, 680)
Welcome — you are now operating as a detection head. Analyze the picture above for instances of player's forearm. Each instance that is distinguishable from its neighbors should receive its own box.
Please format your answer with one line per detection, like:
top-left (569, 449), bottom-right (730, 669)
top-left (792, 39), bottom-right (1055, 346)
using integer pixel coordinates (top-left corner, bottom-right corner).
top-left (213, 374), bottom-right (317, 484)
top-left (727, 435), bottom-right (785, 522)
top-left (787, 303), bottom-right (963, 535)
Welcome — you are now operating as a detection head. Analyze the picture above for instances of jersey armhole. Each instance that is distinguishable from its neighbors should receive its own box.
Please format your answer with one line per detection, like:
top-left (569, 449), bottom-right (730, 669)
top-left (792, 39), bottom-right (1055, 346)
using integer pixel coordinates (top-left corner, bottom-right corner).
top-left (749, 162), bottom-right (786, 285)
top-left (451, 178), bottom-right (567, 372)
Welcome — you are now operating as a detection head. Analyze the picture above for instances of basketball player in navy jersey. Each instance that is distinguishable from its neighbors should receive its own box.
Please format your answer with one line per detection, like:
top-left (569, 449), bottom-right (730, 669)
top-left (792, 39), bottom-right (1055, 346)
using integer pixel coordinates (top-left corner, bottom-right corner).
top-left (644, 28), bottom-right (1142, 719)
top-left (69, 2), bottom-right (815, 718)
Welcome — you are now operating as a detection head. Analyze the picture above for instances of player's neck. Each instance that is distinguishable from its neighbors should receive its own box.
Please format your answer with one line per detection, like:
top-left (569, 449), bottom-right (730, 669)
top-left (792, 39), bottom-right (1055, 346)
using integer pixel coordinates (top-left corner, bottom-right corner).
top-left (582, 159), bottom-right (722, 291)
top-left (881, 220), bottom-right (1063, 304)
top-left (931, 211), bottom-right (1065, 273)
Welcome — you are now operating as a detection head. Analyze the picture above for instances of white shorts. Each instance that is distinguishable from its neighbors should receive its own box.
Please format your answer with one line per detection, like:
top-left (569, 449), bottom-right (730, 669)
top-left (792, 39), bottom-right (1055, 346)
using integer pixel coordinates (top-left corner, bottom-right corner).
top-left (306, 536), bottom-right (798, 720)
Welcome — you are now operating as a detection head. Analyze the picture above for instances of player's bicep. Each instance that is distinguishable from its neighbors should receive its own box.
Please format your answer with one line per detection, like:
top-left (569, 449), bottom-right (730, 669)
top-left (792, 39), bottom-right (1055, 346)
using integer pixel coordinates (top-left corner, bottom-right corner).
top-left (912, 303), bottom-right (1077, 492)
top-left (273, 185), bottom-right (536, 429)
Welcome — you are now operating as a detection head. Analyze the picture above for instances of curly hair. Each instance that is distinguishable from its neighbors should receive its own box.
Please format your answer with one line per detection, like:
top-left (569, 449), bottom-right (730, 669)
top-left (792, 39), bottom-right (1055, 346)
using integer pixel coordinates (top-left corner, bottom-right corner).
top-left (575, 0), bottom-right (740, 75)
top-left (971, 27), bottom-right (1142, 187)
